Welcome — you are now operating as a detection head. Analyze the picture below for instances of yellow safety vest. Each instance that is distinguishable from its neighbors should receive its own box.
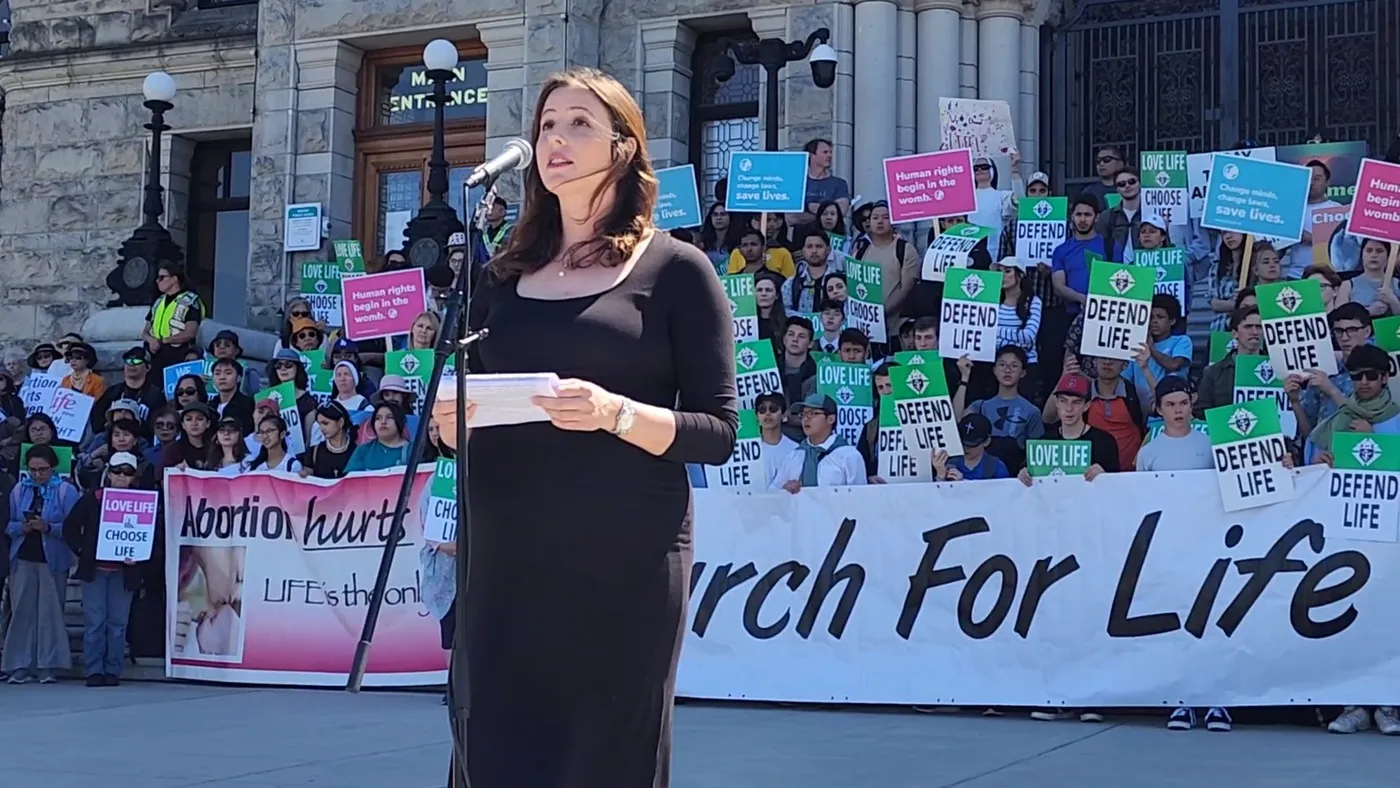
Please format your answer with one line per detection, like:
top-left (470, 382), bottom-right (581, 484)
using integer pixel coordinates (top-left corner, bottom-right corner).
top-left (152, 291), bottom-right (201, 339)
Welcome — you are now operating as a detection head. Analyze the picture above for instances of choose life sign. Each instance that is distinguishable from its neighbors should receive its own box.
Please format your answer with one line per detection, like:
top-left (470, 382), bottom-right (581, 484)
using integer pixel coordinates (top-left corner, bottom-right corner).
top-left (1257, 279), bottom-right (1337, 377)
top-left (1140, 150), bottom-right (1189, 226)
top-left (939, 268), bottom-right (1002, 363)
top-left (816, 360), bottom-right (873, 446)
top-left (724, 151), bottom-right (808, 213)
top-left (1201, 154), bottom-right (1311, 242)
top-left (1133, 247), bottom-right (1188, 314)
top-left (888, 363), bottom-right (963, 457)
top-left (845, 256), bottom-right (886, 343)
top-left (733, 341), bottom-right (782, 410)
top-left (721, 274), bottom-right (759, 343)
top-left (652, 164), bottom-right (703, 231)
top-left (1080, 261), bottom-right (1152, 362)
top-left (97, 488), bottom-right (158, 562)
top-left (1328, 433), bottom-right (1400, 543)
top-left (1207, 398), bottom-right (1295, 512)
top-left (423, 458), bottom-right (458, 543)
top-left (1015, 197), bottom-right (1067, 266)
top-left (921, 223), bottom-right (993, 282)
top-left (704, 410), bottom-right (764, 489)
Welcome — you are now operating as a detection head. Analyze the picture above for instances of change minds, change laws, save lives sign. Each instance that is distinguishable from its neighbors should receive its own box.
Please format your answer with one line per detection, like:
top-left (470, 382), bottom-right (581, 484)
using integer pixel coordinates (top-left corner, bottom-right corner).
top-left (652, 164), bottom-right (703, 231)
top-left (724, 151), bottom-right (808, 213)
top-left (1201, 154), bottom-right (1312, 242)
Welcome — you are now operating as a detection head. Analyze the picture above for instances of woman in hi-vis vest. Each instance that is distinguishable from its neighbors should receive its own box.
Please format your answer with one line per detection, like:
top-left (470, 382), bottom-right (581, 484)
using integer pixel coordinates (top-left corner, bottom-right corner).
top-left (141, 263), bottom-right (205, 375)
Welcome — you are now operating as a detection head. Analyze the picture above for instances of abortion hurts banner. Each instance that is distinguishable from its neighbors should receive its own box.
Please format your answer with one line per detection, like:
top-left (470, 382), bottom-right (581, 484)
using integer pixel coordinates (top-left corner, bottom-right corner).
top-left (164, 467), bottom-right (443, 687)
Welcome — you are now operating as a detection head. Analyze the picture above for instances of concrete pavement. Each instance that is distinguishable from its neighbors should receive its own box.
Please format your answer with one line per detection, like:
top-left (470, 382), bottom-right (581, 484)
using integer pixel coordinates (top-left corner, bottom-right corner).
top-left (1, 682), bottom-right (1395, 787)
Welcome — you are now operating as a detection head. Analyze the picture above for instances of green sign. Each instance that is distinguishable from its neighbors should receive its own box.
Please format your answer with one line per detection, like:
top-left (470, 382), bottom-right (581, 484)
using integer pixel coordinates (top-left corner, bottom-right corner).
top-left (892, 350), bottom-right (940, 368)
top-left (20, 444), bottom-right (73, 480)
top-left (1145, 419), bottom-right (1209, 443)
top-left (1015, 197), bottom-right (1068, 266)
top-left (845, 254), bottom-right (887, 343)
top-left (333, 240), bottom-right (366, 272)
top-left (1333, 432), bottom-right (1400, 472)
top-left (1232, 354), bottom-right (1296, 437)
top-left (386, 349), bottom-right (433, 414)
top-left (1209, 331), bottom-right (1237, 364)
top-left (875, 391), bottom-right (931, 483)
top-left (734, 341), bottom-right (781, 411)
top-left (423, 456), bottom-right (458, 543)
top-left (1082, 261), bottom-right (1154, 361)
top-left (1139, 150), bottom-right (1189, 227)
top-left (1205, 398), bottom-right (1293, 512)
top-left (888, 363), bottom-right (961, 456)
top-left (1328, 432), bottom-right (1400, 542)
top-left (704, 410), bottom-right (765, 489)
top-left (940, 268), bottom-right (1003, 363)
top-left (1134, 247), bottom-right (1188, 314)
top-left (1256, 279), bottom-right (1335, 378)
top-left (721, 274), bottom-right (759, 343)
top-left (1025, 439), bottom-right (1091, 477)
top-left (922, 223), bottom-right (993, 282)
top-left (300, 260), bottom-right (347, 327)
top-left (817, 359), bottom-right (874, 445)
top-left (299, 349), bottom-right (333, 400)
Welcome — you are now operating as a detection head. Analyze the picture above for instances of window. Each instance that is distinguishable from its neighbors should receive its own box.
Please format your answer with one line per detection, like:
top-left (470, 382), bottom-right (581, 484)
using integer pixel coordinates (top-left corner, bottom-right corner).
top-left (371, 60), bottom-right (488, 126)
top-left (187, 140), bottom-right (252, 321)
top-left (690, 31), bottom-right (761, 212)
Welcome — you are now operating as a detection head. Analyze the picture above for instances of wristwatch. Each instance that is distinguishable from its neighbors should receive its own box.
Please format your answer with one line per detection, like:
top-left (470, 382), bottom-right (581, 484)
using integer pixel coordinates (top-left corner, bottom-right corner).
top-left (611, 397), bottom-right (636, 436)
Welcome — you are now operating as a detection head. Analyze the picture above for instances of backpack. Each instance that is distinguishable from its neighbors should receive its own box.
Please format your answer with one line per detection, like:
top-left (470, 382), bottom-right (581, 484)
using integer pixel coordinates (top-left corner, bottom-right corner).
top-left (852, 236), bottom-right (909, 266)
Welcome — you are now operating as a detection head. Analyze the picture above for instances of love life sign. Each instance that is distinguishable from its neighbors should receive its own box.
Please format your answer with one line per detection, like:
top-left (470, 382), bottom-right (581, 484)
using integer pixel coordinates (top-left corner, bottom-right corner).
top-left (97, 488), bottom-right (158, 562)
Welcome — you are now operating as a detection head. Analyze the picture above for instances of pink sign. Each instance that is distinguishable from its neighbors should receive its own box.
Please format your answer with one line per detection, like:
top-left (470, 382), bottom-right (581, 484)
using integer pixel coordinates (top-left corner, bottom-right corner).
top-left (341, 268), bottom-right (428, 341)
top-left (883, 149), bottom-right (978, 224)
top-left (1348, 158), bottom-right (1400, 244)
top-left (98, 488), bottom-right (159, 562)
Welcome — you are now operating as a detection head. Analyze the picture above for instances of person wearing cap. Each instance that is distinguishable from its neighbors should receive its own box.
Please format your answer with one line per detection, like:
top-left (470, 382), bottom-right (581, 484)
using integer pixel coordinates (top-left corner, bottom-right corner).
top-left (208, 329), bottom-right (265, 396)
top-left (772, 393), bottom-right (866, 491)
top-left (209, 357), bottom-right (256, 435)
top-left (208, 416), bottom-right (252, 476)
top-left (244, 398), bottom-right (282, 454)
top-left (934, 413), bottom-right (1009, 481)
top-left (164, 402), bottom-right (216, 470)
top-left (1020, 372), bottom-right (1119, 487)
top-left (59, 341), bottom-right (106, 399)
top-left (754, 391), bottom-right (798, 488)
top-left (88, 346), bottom-right (168, 434)
top-left (1136, 378), bottom-right (1213, 472)
top-left (3, 443), bottom-right (80, 684)
top-left (61, 449), bottom-right (150, 686)
top-left (1305, 344), bottom-right (1400, 466)
top-left (480, 194), bottom-right (513, 256)
top-left (288, 317), bottom-right (326, 353)
top-left (142, 262), bottom-right (205, 373)
top-left (360, 374), bottom-right (420, 443)
top-left (969, 150), bottom-right (1022, 259)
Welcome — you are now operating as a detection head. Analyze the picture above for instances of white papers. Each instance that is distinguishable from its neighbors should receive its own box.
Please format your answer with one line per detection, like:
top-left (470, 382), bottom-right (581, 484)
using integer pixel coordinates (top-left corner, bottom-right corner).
top-left (435, 373), bottom-right (561, 428)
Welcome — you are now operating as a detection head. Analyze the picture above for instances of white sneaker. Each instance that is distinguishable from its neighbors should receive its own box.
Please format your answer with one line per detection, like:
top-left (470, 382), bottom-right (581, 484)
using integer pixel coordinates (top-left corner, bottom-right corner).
top-left (1030, 709), bottom-right (1074, 721)
top-left (1079, 710), bottom-right (1104, 723)
top-left (1328, 706), bottom-right (1372, 734)
top-left (1374, 706), bottom-right (1400, 735)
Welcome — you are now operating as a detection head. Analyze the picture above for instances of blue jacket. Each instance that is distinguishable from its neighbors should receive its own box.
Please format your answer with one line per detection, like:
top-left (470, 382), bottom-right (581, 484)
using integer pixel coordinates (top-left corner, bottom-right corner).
top-left (7, 477), bottom-right (80, 574)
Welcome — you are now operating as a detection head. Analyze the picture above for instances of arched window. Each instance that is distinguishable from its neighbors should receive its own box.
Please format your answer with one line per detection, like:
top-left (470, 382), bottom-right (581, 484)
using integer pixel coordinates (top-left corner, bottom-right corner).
top-left (689, 31), bottom-right (760, 211)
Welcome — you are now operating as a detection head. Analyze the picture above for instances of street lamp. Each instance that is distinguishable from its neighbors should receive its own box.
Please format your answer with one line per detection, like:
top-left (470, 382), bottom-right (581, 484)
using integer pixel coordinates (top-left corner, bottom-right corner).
top-left (107, 70), bottom-right (185, 306)
top-left (403, 38), bottom-right (466, 269)
top-left (713, 29), bottom-right (837, 152)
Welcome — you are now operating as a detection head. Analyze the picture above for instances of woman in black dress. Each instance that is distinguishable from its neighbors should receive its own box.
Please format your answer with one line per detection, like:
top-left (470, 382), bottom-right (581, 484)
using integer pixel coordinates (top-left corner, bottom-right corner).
top-left (435, 67), bottom-right (737, 787)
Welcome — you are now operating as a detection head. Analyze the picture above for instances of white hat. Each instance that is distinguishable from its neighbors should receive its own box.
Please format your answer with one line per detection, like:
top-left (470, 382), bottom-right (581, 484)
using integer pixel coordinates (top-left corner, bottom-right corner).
top-left (1140, 211), bottom-right (1169, 233)
top-left (1028, 171), bottom-right (1051, 188)
top-left (108, 452), bottom-right (140, 469)
top-left (997, 255), bottom-right (1032, 270)
top-left (447, 232), bottom-right (467, 247)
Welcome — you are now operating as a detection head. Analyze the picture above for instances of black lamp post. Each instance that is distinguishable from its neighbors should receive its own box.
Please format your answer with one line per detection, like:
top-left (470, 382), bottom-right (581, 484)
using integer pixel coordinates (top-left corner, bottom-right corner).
top-left (713, 29), bottom-right (838, 152)
top-left (403, 38), bottom-right (467, 269)
top-left (107, 71), bottom-right (185, 306)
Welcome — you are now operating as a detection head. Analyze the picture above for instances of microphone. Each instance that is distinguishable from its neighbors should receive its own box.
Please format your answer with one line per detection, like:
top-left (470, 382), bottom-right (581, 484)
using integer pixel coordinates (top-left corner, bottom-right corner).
top-left (464, 138), bottom-right (533, 188)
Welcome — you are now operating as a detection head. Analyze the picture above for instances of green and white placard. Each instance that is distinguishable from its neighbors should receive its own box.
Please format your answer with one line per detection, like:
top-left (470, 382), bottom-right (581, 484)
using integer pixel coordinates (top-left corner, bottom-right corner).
top-left (734, 340), bottom-right (782, 410)
top-left (1144, 418), bottom-right (1209, 443)
top-left (939, 268), bottom-right (1003, 363)
top-left (1206, 398), bottom-right (1294, 512)
top-left (1139, 150), bottom-right (1189, 226)
top-left (1257, 279), bottom-right (1336, 377)
top-left (1024, 439), bottom-right (1091, 478)
top-left (1015, 197), bottom-right (1068, 266)
top-left (1209, 331), bottom-right (1237, 364)
top-left (892, 350), bottom-right (939, 368)
top-left (1081, 261), bottom-right (1153, 361)
top-left (1133, 247), bottom-right (1188, 314)
top-left (845, 255), bottom-right (887, 342)
top-left (386, 349), bottom-right (433, 414)
top-left (703, 410), bottom-right (765, 490)
top-left (253, 380), bottom-right (306, 455)
top-left (817, 359), bottom-right (874, 446)
top-left (20, 444), bottom-right (73, 481)
top-left (1232, 354), bottom-right (1297, 437)
top-left (300, 261), bottom-right (348, 327)
top-left (298, 349), bottom-right (333, 404)
top-left (888, 363), bottom-right (962, 457)
top-left (721, 274), bottom-right (759, 343)
top-left (423, 457), bottom-right (458, 543)
top-left (921, 223), bottom-right (993, 282)
top-left (875, 396), bottom-right (931, 483)
top-left (1328, 432), bottom-right (1400, 543)
top-left (1372, 315), bottom-right (1400, 402)
top-left (333, 239), bottom-right (367, 275)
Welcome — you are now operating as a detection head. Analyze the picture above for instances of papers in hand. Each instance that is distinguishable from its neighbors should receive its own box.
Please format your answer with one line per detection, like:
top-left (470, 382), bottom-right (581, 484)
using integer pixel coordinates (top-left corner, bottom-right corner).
top-left (436, 373), bottom-right (560, 428)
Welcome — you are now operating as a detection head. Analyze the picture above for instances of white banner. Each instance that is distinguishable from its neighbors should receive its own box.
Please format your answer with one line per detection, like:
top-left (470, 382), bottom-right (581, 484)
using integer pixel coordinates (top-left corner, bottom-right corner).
top-left (679, 468), bottom-right (1400, 707)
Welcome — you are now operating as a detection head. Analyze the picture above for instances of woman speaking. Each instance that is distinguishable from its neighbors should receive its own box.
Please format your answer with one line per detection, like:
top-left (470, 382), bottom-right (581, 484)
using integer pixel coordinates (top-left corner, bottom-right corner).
top-left (433, 68), bottom-right (738, 786)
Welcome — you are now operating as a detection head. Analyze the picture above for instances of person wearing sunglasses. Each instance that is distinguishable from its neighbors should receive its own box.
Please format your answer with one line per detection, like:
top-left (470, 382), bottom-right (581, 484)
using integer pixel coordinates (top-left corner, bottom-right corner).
top-left (753, 392), bottom-right (798, 488)
top-left (207, 329), bottom-right (265, 396)
top-left (142, 263), bottom-right (205, 375)
top-left (88, 346), bottom-right (168, 435)
top-left (1077, 146), bottom-right (1126, 213)
top-left (61, 451), bottom-right (149, 686)
top-left (288, 317), bottom-right (327, 353)
top-left (1305, 344), bottom-right (1400, 466)
top-left (25, 342), bottom-right (59, 377)
top-left (171, 373), bottom-right (209, 410)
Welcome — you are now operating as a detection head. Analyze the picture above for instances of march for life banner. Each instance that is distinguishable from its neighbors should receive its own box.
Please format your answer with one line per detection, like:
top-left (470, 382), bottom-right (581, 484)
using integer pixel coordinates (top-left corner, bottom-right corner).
top-left (679, 468), bottom-right (1400, 707)
top-left (164, 467), bottom-right (445, 687)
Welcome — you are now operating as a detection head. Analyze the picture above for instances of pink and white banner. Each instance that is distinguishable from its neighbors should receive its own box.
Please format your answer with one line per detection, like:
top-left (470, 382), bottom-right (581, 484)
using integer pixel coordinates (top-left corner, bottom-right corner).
top-left (164, 467), bottom-right (446, 687)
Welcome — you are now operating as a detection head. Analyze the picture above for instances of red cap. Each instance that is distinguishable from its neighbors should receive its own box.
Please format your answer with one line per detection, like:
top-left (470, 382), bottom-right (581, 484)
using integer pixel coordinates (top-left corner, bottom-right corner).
top-left (1053, 372), bottom-right (1092, 399)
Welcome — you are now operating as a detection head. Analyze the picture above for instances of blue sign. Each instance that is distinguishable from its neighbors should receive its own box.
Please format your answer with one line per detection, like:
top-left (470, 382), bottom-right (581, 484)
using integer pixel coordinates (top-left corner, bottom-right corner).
top-left (652, 165), bottom-right (703, 230)
top-left (1201, 154), bottom-right (1312, 241)
top-left (163, 360), bottom-right (207, 399)
top-left (724, 151), bottom-right (809, 213)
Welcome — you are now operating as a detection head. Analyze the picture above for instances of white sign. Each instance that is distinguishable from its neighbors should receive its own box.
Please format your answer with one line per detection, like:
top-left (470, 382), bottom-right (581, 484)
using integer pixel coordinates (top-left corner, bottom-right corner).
top-left (283, 203), bottom-right (324, 253)
top-left (20, 374), bottom-right (61, 417)
top-left (96, 489), bottom-right (159, 562)
top-left (679, 469), bottom-right (1398, 707)
top-left (49, 388), bottom-right (95, 443)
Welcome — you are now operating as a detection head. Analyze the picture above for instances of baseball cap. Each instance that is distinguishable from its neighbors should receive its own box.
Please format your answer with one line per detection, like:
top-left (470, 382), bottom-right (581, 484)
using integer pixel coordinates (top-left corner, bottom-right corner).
top-left (1140, 211), bottom-right (1169, 233)
top-left (180, 402), bottom-right (216, 421)
top-left (754, 392), bottom-right (787, 412)
top-left (1028, 171), bottom-right (1051, 188)
top-left (332, 337), bottom-right (359, 354)
top-left (290, 317), bottom-right (322, 336)
top-left (108, 398), bottom-right (141, 416)
top-left (1053, 372), bottom-right (1092, 399)
top-left (1154, 376), bottom-right (1192, 403)
top-left (958, 413), bottom-right (992, 446)
top-left (122, 346), bottom-right (151, 365)
top-left (255, 397), bottom-right (279, 412)
top-left (799, 393), bottom-right (838, 415)
top-left (107, 452), bottom-right (140, 470)
top-left (216, 416), bottom-right (243, 432)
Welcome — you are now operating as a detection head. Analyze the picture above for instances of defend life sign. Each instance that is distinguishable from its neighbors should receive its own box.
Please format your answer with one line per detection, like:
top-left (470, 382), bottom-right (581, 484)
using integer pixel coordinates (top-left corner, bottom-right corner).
top-left (1327, 432), bottom-right (1400, 543)
top-left (816, 360), bottom-right (874, 446)
top-left (704, 410), bottom-right (764, 490)
top-left (733, 341), bottom-right (782, 411)
top-left (1206, 398), bottom-right (1295, 512)
top-left (939, 268), bottom-right (1002, 363)
top-left (97, 488), bottom-right (158, 562)
top-left (1372, 315), bottom-right (1400, 402)
top-left (1232, 355), bottom-right (1297, 438)
top-left (876, 396), bottom-right (931, 484)
top-left (1140, 150), bottom-right (1189, 226)
top-left (845, 256), bottom-right (887, 343)
top-left (1080, 261), bottom-right (1152, 362)
top-left (889, 363), bottom-right (963, 457)
top-left (1014, 197), bottom-right (1067, 266)
top-left (721, 274), bottom-right (759, 343)
top-left (921, 223), bottom-right (993, 282)
top-left (1256, 279), bottom-right (1337, 377)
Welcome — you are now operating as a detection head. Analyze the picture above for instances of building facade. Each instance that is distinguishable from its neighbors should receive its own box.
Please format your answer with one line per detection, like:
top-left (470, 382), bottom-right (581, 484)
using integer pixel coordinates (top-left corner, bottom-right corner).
top-left (0, 0), bottom-right (1394, 345)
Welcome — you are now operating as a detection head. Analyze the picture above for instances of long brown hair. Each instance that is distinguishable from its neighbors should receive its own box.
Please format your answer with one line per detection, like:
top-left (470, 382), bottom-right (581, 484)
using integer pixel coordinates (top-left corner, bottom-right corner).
top-left (491, 68), bottom-right (657, 278)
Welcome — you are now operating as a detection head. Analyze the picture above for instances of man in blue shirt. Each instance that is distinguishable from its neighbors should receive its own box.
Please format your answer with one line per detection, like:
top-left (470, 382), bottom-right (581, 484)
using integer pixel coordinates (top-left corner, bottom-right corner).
top-left (1050, 195), bottom-right (1116, 314)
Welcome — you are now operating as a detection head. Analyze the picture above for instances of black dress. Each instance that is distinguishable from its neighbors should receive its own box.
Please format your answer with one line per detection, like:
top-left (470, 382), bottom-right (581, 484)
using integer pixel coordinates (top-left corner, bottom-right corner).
top-left (462, 234), bottom-right (737, 787)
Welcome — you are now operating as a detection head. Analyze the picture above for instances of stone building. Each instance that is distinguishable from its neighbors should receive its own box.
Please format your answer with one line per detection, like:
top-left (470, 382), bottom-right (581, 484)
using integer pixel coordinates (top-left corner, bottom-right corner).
top-left (0, 0), bottom-right (1395, 346)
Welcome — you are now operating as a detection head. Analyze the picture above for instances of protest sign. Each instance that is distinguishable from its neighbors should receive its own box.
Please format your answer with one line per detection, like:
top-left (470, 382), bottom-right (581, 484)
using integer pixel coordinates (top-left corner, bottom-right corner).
top-left (882, 150), bottom-right (978, 224)
top-left (254, 381), bottom-right (306, 455)
top-left (1347, 158), bottom-right (1400, 244)
top-left (876, 396), bottom-right (931, 484)
top-left (1188, 147), bottom-right (1276, 218)
top-left (301, 261), bottom-right (349, 327)
top-left (1277, 141), bottom-right (1368, 204)
top-left (938, 98), bottom-right (1016, 156)
top-left (721, 274), bottom-right (759, 343)
top-left (1373, 315), bottom-right (1400, 401)
top-left (97, 488), bottom-right (159, 562)
top-left (892, 350), bottom-right (939, 368)
top-left (1257, 279), bottom-right (1336, 377)
top-left (49, 388), bottom-right (94, 443)
top-left (1133, 247), bottom-right (1188, 314)
top-left (332, 240), bottom-right (367, 274)
top-left (1080, 261), bottom-right (1152, 361)
top-left (299, 349), bottom-right (333, 404)
top-left (653, 164), bottom-right (703, 231)
top-left (888, 363), bottom-right (962, 457)
top-left (1206, 398), bottom-right (1294, 512)
top-left (703, 410), bottom-right (765, 490)
top-left (1025, 440), bottom-right (1091, 478)
top-left (816, 360), bottom-right (873, 446)
top-left (1201, 155), bottom-right (1311, 242)
top-left (1140, 150), bottom-right (1189, 226)
top-left (734, 341), bottom-right (782, 411)
top-left (1232, 355), bottom-right (1297, 437)
top-left (845, 256), bottom-right (886, 342)
top-left (341, 268), bottom-right (428, 342)
top-left (163, 360), bottom-right (207, 400)
top-left (1015, 197), bottom-right (1068, 265)
top-left (385, 349), bottom-right (433, 414)
top-left (422, 457), bottom-right (458, 543)
top-left (20, 444), bottom-right (72, 481)
top-left (724, 151), bottom-right (808, 213)
top-left (1327, 433), bottom-right (1400, 543)
top-left (20, 373), bottom-right (59, 417)
top-left (1144, 418), bottom-right (1209, 443)
top-left (1209, 331), bottom-right (1237, 364)
top-left (1309, 204), bottom-right (1352, 267)
top-left (921, 224), bottom-right (993, 282)
top-left (939, 268), bottom-right (1002, 363)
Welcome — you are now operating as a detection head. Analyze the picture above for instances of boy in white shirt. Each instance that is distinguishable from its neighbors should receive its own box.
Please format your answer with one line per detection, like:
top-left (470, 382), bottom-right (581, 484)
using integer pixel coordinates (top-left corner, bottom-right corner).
top-left (774, 394), bottom-right (868, 491)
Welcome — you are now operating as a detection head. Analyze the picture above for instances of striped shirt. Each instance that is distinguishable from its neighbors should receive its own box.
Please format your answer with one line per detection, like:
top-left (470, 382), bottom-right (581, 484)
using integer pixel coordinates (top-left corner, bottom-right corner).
top-left (996, 295), bottom-right (1043, 364)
